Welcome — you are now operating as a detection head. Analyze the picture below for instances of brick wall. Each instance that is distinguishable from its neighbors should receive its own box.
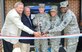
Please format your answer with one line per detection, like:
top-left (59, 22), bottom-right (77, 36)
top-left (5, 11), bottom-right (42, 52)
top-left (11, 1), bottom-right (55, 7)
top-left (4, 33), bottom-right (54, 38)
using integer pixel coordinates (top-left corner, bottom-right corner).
top-left (68, 0), bottom-right (80, 22)
top-left (5, 0), bottom-right (21, 15)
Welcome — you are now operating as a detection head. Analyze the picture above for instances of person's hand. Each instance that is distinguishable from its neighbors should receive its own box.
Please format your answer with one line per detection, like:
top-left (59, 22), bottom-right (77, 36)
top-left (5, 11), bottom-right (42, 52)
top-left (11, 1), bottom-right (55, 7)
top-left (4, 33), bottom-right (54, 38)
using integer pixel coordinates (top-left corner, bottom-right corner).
top-left (44, 31), bottom-right (49, 34)
top-left (13, 43), bottom-right (20, 49)
top-left (42, 34), bottom-right (48, 37)
top-left (33, 32), bottom-right (41, 37)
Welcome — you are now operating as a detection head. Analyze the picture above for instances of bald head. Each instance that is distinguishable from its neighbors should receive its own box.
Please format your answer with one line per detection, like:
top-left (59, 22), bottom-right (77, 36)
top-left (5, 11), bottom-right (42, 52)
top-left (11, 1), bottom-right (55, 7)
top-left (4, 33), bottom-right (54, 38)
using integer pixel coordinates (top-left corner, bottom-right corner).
top-left (24, 6), bottom-right (31, 16)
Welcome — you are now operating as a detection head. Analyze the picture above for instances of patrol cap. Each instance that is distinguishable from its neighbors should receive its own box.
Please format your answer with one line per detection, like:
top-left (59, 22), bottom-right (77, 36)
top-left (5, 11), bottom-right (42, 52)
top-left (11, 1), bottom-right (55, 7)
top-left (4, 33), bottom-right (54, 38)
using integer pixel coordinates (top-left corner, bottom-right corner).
top-left (60, 1), bottom-right (68, 7)
top-left (50, 6), bottom-right (58, 12)
top-left (39, 3), bottom-right (45, 8)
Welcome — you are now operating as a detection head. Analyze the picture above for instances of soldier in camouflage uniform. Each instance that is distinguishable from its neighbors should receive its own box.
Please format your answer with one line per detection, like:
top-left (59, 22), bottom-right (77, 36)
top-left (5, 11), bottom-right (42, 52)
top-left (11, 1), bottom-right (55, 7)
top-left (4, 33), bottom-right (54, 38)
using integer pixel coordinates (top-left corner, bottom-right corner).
top-left (47, 1), bottom-right (80, 52)
top-left (48, 6), bottom-right (61, 52)
top-left (33, 4), bottom-right (50, 52)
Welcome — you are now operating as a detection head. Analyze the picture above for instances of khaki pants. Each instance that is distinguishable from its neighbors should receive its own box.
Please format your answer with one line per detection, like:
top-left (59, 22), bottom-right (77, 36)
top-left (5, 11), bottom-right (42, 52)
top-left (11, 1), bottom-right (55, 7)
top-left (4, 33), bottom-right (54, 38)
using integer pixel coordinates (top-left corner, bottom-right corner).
top-left (20, 43), bottom-right (30, 52)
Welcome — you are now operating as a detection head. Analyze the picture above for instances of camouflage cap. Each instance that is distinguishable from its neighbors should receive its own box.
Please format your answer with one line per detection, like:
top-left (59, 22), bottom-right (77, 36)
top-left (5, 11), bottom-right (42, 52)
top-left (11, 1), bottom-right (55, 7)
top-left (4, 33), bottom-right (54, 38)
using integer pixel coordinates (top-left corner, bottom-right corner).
top-left (60, 1), bottom-right (68, 7)
top-left (50, 6), bottom-right (58, 12)
top-left (39, 3), bottom-right (45, 8)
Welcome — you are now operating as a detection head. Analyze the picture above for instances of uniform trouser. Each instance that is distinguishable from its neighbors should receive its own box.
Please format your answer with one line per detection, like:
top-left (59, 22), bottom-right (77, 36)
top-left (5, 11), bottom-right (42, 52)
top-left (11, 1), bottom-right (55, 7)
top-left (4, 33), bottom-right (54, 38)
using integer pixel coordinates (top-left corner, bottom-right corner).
top-left (35, 39), bottom-right (48, 52)
top-left (20, 43), bottom-right (30, 52)
top-left (50, 38), bottom-right (61, 52)
top-left (3, 39), bottom-right (13, 52)
top-left (65, 38), bottom-right (78, 52)
top-left (48, 32), bottom-right (61, 52)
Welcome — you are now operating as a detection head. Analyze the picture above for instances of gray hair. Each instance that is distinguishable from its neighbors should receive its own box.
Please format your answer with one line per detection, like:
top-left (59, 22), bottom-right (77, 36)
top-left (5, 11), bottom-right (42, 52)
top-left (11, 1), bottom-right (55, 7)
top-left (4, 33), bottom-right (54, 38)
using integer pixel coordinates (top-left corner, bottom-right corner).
top-left (14, 2), bottom-right (24, 8)
top-left (24, 6), bottom-right (30, 12)
top-left (24, 6), bottom-right (30, 10)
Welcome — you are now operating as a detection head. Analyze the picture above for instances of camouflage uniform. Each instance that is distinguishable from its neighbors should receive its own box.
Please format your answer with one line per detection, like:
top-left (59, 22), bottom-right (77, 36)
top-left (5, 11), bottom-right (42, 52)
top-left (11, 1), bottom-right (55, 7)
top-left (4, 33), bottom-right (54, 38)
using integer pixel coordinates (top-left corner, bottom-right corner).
top-left (48, 15), bottom-right (61, 52)
top-left (33, 13), bottom-right (50, 52)
top-left (48, 9), bottom-right (80, 52)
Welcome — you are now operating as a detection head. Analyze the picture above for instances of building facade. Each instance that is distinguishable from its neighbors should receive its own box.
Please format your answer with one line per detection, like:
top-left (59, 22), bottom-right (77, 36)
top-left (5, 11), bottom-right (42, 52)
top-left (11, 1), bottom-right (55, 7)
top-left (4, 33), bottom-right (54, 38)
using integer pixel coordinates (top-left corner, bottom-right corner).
top-left (0, 0), bottom-right (81, 52)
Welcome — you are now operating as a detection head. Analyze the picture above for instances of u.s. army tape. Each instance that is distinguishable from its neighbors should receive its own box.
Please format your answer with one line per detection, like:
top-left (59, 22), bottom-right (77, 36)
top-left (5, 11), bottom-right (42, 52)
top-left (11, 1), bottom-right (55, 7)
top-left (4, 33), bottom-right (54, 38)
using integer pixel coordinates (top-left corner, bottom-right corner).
top-left (0, 33), bottom-right (81, 39)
